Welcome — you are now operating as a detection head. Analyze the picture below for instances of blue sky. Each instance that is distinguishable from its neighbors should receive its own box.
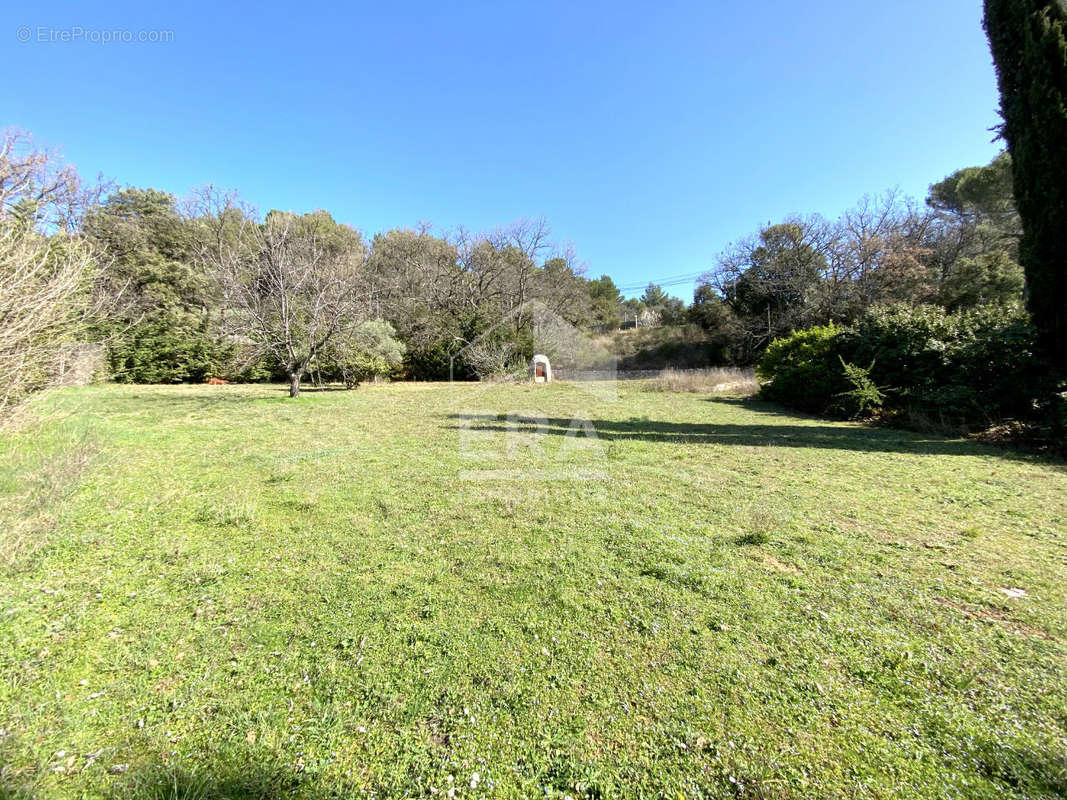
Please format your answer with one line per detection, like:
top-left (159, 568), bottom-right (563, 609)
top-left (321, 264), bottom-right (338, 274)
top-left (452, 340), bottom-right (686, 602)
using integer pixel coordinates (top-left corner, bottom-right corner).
top-left (6, 1), bottom-right (1002, 298)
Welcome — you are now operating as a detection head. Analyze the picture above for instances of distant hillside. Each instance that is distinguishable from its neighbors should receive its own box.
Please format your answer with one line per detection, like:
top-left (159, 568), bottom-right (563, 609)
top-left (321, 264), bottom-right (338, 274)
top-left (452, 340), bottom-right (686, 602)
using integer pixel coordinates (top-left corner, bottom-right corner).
top-left (595, 324), bottom-right (726, 370)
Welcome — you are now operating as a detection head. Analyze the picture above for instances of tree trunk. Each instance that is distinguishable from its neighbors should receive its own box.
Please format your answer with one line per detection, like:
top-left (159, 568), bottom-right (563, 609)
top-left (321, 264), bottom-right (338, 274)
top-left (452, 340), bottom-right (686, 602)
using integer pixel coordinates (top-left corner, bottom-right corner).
top-left (288, 372), bottom-right (301, 398)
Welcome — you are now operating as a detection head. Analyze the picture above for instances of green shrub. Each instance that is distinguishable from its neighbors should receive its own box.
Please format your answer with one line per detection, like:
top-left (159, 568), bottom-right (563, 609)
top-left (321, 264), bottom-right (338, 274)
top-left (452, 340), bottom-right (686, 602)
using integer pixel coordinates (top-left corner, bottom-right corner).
top-left (317, 320), bottom-right (406, 387)
top-left (107, 311), bottom-right (224, 384)
top-left (758, 304), bottom-right (1050, 429)
top-left (836, 358), bottom-right (887, 418)
top-left (756, 324), bottom-right (846, 414)
top-left (840, 304), bottom-right (1047, 425)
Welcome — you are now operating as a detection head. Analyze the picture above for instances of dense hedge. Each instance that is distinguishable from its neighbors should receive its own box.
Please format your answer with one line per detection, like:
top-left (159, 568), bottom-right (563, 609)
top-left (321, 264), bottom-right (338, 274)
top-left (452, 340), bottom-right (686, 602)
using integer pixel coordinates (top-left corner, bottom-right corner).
top-left (106, 312), bottom-right (224, 384)
top-left (757, 304), bottom-right (1051, 428)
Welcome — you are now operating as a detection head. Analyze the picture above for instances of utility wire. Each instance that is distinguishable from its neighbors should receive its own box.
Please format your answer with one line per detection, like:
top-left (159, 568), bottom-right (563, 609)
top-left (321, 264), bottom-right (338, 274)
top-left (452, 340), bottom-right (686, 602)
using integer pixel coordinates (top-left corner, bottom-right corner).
top-left (615, 270), bottom-right (709, 292)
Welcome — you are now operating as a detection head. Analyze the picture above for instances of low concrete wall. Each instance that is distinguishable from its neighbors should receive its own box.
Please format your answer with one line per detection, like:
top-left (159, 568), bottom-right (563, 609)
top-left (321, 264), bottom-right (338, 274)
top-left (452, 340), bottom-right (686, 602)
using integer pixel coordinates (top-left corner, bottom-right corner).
top-left (53, 343), bottom-right (106, 386)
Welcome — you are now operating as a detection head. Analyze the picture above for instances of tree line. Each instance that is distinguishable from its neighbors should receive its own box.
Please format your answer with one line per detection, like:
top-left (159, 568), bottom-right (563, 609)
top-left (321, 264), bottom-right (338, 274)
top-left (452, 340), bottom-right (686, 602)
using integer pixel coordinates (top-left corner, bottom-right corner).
top-left (747, 0), bottom-right (1066, 437)
top-left (0, 132), bottom-right (615, 400)
top-left (0, 125), bottom-right (1034, 406)
top-left (0, 106), bottom-right (1056, 415)
top-left (690, 153), bottom-right (1024, 364)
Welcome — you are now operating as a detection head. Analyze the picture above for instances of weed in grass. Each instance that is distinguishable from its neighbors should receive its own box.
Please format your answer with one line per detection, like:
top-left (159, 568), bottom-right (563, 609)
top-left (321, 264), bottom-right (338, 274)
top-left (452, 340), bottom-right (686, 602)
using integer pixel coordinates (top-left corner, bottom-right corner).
top-left (194, 498), bottom-right (258, 528)
top-left (735, 530), bottom-right (770, 546)
top-left (277, 496), bottom-right (315, 513)
top-left (263, 471), bottom-right (295, 485)
top-left (735, 507), bottom-right (780, 545)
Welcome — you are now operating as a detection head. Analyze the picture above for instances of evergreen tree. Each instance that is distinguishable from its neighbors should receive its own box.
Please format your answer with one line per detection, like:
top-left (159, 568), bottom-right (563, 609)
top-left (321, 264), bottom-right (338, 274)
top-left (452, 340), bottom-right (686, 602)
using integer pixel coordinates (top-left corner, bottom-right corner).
top-left (984, 0), bottom-right (1067, 373)
top-left (87, 188), bottom-right (224, 383)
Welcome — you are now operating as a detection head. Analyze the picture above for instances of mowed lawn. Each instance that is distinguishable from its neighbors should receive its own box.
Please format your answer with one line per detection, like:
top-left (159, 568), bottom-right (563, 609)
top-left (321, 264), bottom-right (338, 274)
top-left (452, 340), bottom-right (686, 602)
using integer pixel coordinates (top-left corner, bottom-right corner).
top-left (1, 382), bottom-right (1065, 800)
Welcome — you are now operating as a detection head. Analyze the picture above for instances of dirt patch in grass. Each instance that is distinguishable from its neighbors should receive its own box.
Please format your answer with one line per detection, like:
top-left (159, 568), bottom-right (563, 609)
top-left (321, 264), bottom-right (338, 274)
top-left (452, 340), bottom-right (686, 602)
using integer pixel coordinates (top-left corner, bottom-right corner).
top-left (759, 553), bottom-right (801, 574)
top-left (936, 597), bottom-right (1056, 641)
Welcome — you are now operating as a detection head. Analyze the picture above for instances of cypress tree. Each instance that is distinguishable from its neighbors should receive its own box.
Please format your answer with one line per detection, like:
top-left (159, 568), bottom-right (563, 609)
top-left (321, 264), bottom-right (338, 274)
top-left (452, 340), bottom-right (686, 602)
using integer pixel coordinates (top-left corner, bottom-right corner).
top-left (983, 0), bottom-right (1067, 374)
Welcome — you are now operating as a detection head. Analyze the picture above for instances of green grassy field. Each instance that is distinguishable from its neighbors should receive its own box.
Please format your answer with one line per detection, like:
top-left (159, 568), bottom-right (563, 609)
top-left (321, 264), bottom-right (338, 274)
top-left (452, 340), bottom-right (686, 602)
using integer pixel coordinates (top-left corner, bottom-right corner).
top-left (1, 382), bottom-right (1065, 799)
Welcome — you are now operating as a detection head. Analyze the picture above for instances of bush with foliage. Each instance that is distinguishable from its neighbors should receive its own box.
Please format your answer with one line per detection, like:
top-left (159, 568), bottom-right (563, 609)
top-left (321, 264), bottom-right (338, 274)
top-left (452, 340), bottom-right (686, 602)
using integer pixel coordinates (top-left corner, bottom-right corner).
top-left (756, 324), bottom-right (847, 415)
top-left (836, 358), bottom-right (887, 418)
top-left (106, 312), bottom-right (223, 384)
top-left (87, 188), bottom-right (229, 384)
top-left (688, 285), bottom-right (748, 364)
top-left (318, 320), bottom-right (406, 388)
top-left (758, 304), bottom-right (1049, 428)
top-left (846, 304), bottom-right (1048, 425)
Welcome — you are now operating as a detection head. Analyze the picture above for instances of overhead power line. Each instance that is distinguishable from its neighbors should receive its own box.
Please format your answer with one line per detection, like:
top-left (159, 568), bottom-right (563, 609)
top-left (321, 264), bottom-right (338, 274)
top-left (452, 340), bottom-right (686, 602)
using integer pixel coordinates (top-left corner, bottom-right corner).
top-left (615, 270), bottom-right (709, 292)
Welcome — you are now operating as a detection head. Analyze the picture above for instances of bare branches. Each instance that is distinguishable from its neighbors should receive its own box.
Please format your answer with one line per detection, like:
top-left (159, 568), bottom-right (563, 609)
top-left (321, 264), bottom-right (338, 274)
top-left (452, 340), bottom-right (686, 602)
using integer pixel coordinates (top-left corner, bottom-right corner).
top-left (0, 128), bottom-right (111, 232)
top-left (0, 224), bottom-right (97, 417)
top-left (462, 340), bottom-right (523, 381)
top-left (193, 198), bottom-right (370, 396)
top-left (0, 131), bottom-right (105, 418)
top-left (705, 194), bottom-right (953, 336)
top-left (496, 216), bottom-right (551, 261)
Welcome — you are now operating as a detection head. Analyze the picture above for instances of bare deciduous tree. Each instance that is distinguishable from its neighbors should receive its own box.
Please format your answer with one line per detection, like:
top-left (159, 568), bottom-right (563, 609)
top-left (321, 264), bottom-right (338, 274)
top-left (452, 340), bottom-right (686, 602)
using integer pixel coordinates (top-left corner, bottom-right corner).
top-left (0, 131), bottom-right (104, 419)
top-left (462, 340), bottom-right (523, 381)
top-left (0, 225), bottom-right (97, 417)
top-left (0, 129), bottom-right (111, 232)
top-left (490, 216), bottom-right (550, 331)
top-left (194, 191), bottom-right (370, 397)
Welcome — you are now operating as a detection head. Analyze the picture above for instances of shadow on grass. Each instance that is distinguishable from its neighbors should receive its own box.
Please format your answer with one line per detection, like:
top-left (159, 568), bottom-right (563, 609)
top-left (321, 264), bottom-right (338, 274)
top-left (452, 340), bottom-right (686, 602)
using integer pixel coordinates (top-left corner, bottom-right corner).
top-left (278, 382), bottom-right (369, 394)
top-left (968, 736), bottom-right (1067, 798)
top-left (121, 763), bottom-right (306, 800)
top-left (2, 740), bottom-right (1063, 800)
top-left (702, 394), bottom-right (818, 417)
top-left (445, 412), bottom-right (1058, 461)
top-left (0, 762), bottom-right (310, 800)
